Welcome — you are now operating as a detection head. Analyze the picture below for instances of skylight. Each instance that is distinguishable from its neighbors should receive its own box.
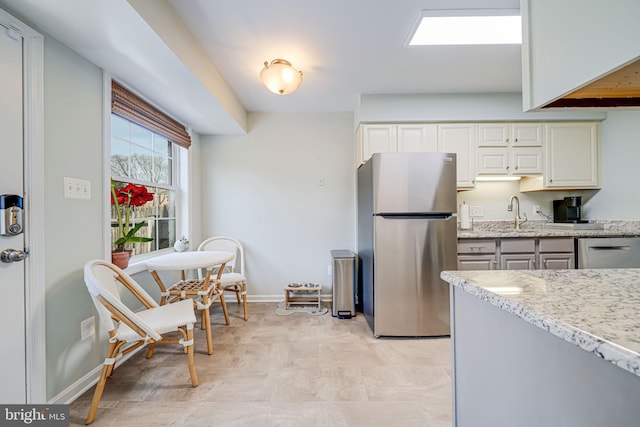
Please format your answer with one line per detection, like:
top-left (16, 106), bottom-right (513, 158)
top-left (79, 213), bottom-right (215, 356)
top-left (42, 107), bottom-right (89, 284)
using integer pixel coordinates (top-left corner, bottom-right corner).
top-left (408, 10), bottom-right (522, 46)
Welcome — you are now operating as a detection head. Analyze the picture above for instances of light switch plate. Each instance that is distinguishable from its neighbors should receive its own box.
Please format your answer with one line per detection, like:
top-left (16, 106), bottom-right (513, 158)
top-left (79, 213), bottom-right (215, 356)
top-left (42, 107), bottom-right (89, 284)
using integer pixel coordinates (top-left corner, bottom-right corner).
top-left (64, 177), bottom-right (91, 200)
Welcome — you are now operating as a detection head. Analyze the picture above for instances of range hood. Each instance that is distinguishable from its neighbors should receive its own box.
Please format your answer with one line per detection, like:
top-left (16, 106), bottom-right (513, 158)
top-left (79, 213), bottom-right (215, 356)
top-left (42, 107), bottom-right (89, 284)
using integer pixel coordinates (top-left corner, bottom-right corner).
top-left (543, 59), bottom-right (640, 108)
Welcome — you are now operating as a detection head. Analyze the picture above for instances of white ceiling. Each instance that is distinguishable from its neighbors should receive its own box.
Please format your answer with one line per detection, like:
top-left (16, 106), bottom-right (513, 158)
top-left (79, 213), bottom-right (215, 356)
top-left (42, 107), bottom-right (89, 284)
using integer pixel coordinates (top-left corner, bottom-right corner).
top-left (1, 0), bottom-right (522, 135)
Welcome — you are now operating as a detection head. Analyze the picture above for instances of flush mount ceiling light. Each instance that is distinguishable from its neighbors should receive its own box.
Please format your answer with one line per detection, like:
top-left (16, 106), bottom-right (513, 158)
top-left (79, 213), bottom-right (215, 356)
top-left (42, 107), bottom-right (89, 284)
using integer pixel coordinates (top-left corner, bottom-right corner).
top-left (408, 9), bottom-right (522, 46)
top-left (260, 59), bottom-right (303, 95)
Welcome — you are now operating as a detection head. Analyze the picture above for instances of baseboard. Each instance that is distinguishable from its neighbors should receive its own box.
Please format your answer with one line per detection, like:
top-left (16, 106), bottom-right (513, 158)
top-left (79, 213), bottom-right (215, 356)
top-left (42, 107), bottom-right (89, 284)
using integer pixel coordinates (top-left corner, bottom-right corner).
top-left (48, 346), bottom-right (144, 404)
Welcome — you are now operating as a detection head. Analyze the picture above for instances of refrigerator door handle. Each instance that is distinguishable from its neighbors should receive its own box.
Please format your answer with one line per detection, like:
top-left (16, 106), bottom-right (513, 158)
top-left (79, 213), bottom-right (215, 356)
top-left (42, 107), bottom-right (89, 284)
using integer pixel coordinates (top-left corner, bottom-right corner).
top-left (377, 214), bottom-right (452, 220)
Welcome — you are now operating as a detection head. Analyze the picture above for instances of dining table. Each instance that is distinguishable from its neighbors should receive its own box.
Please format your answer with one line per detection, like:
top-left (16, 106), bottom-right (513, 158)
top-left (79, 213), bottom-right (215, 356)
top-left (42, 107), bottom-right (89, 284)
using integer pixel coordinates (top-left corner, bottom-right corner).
top-left (145, 250), bottom-right (234, 355)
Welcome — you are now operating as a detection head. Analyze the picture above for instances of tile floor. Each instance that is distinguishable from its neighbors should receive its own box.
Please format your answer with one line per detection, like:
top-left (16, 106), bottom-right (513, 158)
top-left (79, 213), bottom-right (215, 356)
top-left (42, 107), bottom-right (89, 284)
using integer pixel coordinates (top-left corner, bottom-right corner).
top-left (69, 302), bottom-right (452, 426)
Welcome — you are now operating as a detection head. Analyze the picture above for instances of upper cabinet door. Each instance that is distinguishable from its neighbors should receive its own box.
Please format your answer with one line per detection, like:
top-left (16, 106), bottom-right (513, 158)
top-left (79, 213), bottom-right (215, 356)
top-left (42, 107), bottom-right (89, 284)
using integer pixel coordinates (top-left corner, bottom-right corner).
top-left (438, 124), bottom-right (477, 189)
top-left (361, 124), bottom-right (397, 164)
top-left (511, 123), bottom-right (543, 147)
top-left (397, 124), bottom-right (437, 153)
top-left (478, 123), bottom-right (542, 147)
top-left (545, 122), bottom-right (600, 188)
top-left (478, 124), bottom-right (509, 147)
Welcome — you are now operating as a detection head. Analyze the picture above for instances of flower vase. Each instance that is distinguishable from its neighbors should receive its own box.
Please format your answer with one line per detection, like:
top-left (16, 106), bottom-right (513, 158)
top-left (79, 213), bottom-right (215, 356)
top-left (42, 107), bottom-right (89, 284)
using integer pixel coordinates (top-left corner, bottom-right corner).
top-left (111, 250), bottom-right (131, 269)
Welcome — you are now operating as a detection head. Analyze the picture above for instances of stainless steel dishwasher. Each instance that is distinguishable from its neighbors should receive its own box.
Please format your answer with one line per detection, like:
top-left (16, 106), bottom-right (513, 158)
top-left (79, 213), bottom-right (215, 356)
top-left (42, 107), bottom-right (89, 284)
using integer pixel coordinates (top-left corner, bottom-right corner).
top-left (577, 237), bottom-right (640, 268)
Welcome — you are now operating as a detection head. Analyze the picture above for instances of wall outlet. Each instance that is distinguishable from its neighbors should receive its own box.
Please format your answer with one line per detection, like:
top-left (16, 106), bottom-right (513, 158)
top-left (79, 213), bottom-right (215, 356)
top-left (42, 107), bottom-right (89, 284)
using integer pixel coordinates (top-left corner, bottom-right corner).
top-left (469, 205), bottom-right (484, 217)
top-left (81, 316), bottom-right (95, 340)
top-left (533, 205), bottom-right (541, 216)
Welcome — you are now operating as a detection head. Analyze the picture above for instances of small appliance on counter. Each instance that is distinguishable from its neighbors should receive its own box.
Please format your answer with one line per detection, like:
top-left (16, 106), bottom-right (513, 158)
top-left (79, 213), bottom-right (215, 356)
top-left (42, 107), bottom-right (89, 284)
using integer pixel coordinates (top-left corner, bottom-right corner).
top-left (553, 196), bottom-right (588, 223)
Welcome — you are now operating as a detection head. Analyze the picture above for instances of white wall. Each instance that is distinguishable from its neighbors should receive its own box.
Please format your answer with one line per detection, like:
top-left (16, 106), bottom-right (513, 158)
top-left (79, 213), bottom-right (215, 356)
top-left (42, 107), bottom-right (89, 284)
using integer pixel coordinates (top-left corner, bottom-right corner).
top-left (588, 111), bottom-right (640, 220)
top-left (200, 112), bottom-right (355, 298)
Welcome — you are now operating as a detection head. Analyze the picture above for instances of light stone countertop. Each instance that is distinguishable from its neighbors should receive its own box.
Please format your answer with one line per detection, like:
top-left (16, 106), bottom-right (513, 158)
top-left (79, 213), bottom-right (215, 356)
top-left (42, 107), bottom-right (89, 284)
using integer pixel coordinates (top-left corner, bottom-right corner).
top-left (457, 220), bottom-right (640, 239)
top-left (440, 268), bottom-right (640, 378)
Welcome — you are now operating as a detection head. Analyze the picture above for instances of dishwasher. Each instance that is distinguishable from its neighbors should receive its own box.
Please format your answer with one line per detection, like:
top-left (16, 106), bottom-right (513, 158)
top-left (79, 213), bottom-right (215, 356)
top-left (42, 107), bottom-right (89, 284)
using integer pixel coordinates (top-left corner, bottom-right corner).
top-left (577, 237), bottom-right (640, 268)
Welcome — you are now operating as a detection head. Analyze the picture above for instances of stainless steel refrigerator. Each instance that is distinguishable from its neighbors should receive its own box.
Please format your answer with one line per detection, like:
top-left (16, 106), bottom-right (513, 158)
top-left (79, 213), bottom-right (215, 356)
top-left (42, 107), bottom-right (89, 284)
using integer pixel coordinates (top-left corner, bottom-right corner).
top-left (357, 152), bottom-right (457, 337)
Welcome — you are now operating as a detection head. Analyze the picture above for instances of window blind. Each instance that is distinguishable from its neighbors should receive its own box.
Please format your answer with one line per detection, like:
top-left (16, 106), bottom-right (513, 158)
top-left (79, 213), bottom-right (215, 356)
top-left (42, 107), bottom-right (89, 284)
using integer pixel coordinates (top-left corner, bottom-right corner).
top-left (111, 80), bottom-right (191, 149)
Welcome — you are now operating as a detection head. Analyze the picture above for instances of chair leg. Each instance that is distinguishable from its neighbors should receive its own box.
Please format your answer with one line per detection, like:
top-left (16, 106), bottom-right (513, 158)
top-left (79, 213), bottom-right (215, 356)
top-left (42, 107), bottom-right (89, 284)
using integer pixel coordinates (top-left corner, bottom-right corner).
top-left (234, 285), bottom-right (241, 304)
top-left (86, 341), bottom-right (119, 424)
top-left (219, 293), bottom-right (230, 325)
top-left (185, 325), bottom-right (199, 387)
top-left (242, 282), bottom-right (248, 321)
top-left (146, 342), bottom-right (156, 358)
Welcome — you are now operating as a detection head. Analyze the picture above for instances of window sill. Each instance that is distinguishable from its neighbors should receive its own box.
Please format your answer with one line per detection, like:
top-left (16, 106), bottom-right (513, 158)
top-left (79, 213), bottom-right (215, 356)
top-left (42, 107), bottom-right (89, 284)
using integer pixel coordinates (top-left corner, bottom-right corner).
top-left (121, 248), bottom-right (175, 275)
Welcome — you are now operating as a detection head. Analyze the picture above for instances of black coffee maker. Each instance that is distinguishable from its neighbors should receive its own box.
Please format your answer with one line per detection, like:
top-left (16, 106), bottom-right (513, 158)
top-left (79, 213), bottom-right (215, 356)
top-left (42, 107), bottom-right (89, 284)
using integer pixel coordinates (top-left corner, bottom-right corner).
top-left (553, 196), bottom-right (587, 223)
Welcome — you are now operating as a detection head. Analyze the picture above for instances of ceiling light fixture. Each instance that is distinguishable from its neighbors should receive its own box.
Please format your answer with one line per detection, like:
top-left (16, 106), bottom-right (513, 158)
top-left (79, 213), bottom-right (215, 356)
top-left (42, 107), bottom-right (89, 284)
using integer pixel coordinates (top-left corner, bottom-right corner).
top-left (260, 59), bottom-right (303, 95)
top-left (408, 9), bottom-right (522, 46)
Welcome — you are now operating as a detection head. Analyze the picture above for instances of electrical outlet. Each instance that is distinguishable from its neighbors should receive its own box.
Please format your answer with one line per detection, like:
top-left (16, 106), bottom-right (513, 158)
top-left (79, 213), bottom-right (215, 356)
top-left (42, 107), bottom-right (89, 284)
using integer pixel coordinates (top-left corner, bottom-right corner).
top-left (81, 316), bottom-right (95, 340)
top-left (469, 205), bottom-right (484, 217)
top-left (533, 205), bottom-right (541, 216)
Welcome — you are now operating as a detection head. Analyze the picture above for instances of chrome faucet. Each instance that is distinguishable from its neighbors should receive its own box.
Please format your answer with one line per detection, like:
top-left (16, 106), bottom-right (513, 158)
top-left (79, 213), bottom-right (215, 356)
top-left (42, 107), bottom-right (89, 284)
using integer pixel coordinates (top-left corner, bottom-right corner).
top-left (507, 195), bottom-right (528, 230)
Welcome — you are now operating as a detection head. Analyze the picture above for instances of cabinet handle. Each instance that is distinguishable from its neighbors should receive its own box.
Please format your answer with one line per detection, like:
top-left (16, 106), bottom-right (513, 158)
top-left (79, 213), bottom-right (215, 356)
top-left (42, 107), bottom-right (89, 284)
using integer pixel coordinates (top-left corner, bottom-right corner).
top-left (515, 166), bottom-right (518, 170)
top-left (506, 138), bottom-right (510, 143)
top-left (515, 138), bottom-right (518, 142)
top-left (506, 166), bottom-right (510, 170)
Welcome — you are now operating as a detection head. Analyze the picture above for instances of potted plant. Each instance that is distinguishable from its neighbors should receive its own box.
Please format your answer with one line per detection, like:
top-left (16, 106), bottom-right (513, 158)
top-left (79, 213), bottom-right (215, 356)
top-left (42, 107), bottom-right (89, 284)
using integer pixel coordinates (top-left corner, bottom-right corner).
top-left (110, 180), bottom-right (154, 268)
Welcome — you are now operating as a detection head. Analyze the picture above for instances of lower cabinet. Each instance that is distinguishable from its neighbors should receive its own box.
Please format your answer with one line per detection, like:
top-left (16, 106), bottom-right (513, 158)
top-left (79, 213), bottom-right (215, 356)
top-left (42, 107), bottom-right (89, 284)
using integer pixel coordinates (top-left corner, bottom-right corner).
top-left (457, 240), bottom-right (497, 270)
top-left (458, 237), bottom-right (575, 271)
top-left (539, 238), bottom-right (576, 269)
top-left (500, 239), bottom-right (536, 270)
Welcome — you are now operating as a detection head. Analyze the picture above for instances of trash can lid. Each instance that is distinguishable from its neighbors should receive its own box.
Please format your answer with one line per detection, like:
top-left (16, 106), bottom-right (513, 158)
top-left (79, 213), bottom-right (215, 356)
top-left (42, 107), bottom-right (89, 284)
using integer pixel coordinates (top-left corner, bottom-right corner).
top-left (331, 250), bottom-right (354, 258)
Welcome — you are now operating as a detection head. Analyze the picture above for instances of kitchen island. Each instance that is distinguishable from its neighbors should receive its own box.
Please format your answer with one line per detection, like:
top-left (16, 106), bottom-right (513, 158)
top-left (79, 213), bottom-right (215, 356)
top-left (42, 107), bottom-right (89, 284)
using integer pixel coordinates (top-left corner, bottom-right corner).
top-left (440, 268), bottom-right (640, 427)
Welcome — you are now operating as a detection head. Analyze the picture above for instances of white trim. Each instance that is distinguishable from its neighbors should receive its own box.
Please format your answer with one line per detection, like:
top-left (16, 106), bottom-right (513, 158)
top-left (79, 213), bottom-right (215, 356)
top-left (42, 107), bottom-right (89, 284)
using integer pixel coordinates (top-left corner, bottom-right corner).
top-left (102, 73), bottom-right (113, 258)
top-left (1, 7), bottom-right (46, 404)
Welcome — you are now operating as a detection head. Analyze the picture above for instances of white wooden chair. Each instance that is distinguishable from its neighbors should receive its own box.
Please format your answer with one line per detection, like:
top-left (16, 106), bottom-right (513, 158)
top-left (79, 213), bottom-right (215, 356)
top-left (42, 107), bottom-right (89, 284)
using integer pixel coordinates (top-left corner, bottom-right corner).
top-left (197, 236), bottom-right (248, 320)
top-left (83, 259), bottom-right (199, 424)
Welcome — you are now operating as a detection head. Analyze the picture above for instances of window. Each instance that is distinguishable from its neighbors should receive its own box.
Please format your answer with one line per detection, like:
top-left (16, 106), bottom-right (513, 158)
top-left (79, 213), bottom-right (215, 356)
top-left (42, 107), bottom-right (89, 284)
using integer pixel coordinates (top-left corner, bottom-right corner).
top-left (110, 115), bottom-right (176, 255)
top-left (109, 80), bottom-right (191, 257)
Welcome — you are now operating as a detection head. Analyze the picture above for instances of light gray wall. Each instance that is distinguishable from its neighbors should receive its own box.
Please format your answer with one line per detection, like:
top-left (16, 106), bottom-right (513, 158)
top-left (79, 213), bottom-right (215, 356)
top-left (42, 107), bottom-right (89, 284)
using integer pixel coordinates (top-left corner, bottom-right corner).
top-left (588, 111), bottom-right (640, 220)
top-left (358, 93), bottom-right (606, 123)
top-left (200, 112), bottom-right (355, 298)
top-left (42, 36), bottom-right (105, 399)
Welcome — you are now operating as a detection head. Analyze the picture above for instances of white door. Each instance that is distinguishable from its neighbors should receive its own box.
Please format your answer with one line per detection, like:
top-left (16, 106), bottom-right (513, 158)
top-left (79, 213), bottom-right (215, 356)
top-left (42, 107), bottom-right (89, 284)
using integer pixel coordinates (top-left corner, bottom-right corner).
top-left (0, 23), bottom-right (27, 403)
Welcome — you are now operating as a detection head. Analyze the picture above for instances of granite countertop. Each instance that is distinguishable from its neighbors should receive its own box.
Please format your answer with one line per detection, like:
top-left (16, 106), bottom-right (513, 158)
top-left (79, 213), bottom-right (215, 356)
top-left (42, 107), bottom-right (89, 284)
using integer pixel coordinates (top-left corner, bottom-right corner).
top-left (458, 220), bottom-right (640, 239)
top-left (440, 268), bottom-right (640, 378)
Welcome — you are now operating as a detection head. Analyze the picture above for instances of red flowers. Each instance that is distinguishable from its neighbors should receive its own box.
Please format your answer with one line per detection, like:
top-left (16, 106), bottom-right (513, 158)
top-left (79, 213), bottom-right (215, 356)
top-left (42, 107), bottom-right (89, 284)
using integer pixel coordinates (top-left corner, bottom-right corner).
top-left (111, 181), bottom-right (154, 252)
top-left (112, 183), bottom-right (154, 207)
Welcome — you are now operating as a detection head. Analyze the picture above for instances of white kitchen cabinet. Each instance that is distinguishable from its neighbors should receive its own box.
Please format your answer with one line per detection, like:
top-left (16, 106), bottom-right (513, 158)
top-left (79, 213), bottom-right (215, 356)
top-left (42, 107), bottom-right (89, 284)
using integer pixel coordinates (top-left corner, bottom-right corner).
top-left (361, 124), bottom-right (397, 162)
top-left (478, 148), bottom-right (543, 176)
top-left (397, 124), bottom-right (437, 153)
top-left (438, 124), bottom-right (477, 189)
top-left (478, 123), bottom-right (543, 176)
top-left (521, 122), bottom-right (600, 191)
top-left (478, 123), bottom-right (543, 147)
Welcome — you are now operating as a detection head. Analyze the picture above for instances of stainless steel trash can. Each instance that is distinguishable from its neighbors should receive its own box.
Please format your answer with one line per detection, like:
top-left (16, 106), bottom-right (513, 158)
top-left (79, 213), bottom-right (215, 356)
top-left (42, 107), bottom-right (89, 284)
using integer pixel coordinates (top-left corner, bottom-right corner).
top-left (331, 250), bottom-right (356, 319)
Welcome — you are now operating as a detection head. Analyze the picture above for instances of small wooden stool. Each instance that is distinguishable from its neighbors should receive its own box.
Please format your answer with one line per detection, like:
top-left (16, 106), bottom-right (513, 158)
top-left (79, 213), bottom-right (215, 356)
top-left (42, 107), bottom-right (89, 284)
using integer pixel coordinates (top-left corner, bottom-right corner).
top-left (284, 282), bottom-right (322, 310)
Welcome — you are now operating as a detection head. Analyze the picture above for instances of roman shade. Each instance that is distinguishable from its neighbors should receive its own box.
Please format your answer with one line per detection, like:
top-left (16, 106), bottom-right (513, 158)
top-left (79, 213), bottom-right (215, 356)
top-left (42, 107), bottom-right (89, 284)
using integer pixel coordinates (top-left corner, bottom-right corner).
top-left (111, 80), bottom-right (191, 149)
